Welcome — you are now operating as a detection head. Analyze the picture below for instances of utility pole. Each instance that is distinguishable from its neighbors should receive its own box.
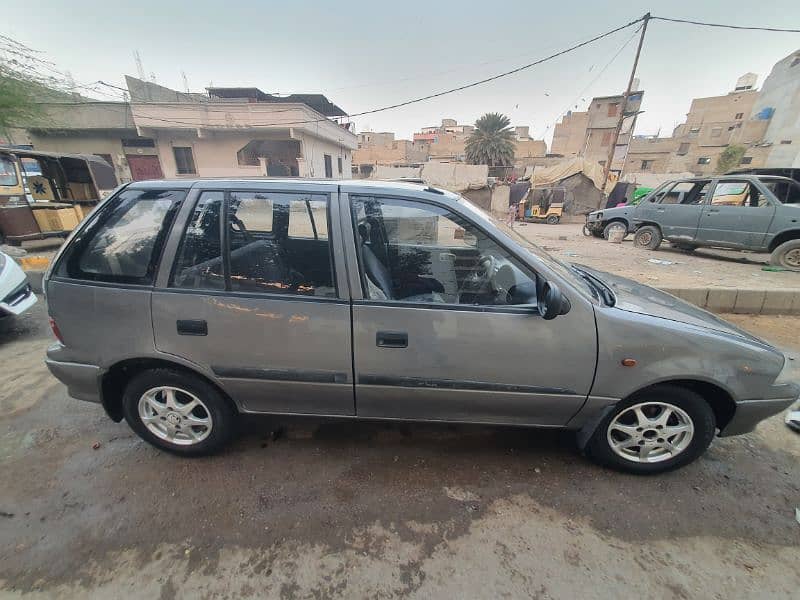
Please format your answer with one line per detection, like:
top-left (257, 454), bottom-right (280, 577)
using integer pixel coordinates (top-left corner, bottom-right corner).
top-left (598, 12), bottom-right (650, 208)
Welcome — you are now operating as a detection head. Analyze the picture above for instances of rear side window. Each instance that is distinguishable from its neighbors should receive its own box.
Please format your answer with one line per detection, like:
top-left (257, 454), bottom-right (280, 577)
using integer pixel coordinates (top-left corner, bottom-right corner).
top-left (57, 188), bottom-right (185, 284)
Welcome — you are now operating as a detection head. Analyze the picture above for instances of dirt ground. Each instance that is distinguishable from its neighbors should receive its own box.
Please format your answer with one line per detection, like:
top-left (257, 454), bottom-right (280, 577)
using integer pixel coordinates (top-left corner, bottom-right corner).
top-left (0, 301), bottom-right (798, 599)
top-left (514, 222), bottom-right (800, 291)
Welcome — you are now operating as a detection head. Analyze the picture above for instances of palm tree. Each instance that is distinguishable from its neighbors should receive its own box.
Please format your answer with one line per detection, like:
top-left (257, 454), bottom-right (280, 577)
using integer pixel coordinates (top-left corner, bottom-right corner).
top-left (465, 113), bottom-right (516, 166)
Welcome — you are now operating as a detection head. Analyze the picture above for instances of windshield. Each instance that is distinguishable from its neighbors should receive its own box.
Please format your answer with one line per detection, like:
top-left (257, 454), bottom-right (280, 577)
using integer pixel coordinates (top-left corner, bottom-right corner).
top-left (457, 195), bottom-right (598, 299)
top-left (761, 178), bottom-right (800, 205)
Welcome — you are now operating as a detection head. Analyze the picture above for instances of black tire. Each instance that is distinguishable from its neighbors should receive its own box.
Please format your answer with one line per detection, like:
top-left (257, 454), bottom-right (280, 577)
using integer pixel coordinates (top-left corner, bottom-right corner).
top-left (546, 214), bottom-right (560, 225)
top-left (770, 239), bottom-right (800, 271)
top-left (585, 384), bottom-right (716, 475)
top-left (603, 221), bottom-right (628, 240)
top-left (633, 225), bottom-right (662, 250)
top-left (122, 368), bottom-right (237, 456)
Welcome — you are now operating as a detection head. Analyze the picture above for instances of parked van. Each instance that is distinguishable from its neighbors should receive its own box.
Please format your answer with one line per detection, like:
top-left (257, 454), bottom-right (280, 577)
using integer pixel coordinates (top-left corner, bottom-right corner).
top-left (44, 179), bottom-right (798, 473)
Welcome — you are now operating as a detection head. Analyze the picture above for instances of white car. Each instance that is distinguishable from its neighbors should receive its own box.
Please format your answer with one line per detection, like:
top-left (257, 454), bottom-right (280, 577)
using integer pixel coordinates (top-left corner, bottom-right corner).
top-left (0, 250), bottom-right (37, 317)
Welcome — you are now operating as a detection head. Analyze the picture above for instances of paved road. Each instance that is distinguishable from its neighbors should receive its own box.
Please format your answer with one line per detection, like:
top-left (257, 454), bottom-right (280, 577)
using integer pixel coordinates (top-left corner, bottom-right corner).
top-left (1, 301), bottom-right (798, 599)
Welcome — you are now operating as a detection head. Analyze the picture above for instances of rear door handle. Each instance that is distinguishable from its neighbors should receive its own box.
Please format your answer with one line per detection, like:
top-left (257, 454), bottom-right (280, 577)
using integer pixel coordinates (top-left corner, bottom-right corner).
top-left (376, 331), bottom-right (408, 348)
top-left (177, 319), bottom-right (208, 336)
top-left (706, 209), bottom-right (720, 214)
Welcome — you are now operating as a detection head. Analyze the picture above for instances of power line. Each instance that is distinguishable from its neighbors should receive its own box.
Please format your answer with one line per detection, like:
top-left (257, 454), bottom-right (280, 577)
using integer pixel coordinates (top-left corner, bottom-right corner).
top-left (652, 16), bottom-right (800, 33)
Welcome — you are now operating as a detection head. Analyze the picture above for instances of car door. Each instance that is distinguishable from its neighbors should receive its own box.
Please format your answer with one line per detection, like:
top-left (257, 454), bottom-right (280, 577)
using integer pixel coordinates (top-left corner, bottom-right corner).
top-left (696, 179), bottom-right (776, 249)
top-left (152, 182), bottom-right (354, 415)
top-left (644, 180), bottom-right (709, 241)
top-left (343, 190), bottom-right (597, 426)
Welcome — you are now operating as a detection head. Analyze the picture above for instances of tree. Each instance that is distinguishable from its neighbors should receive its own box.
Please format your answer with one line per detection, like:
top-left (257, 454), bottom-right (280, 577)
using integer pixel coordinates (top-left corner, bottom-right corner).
top-left (465, 112), bottom-right (516, 166)
top-left (715, 144), bottom-right (746, 174)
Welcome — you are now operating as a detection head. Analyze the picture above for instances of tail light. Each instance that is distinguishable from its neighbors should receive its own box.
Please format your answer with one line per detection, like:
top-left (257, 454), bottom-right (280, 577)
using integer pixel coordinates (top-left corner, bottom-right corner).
top-left (49, 317), bottom-right (64, 344)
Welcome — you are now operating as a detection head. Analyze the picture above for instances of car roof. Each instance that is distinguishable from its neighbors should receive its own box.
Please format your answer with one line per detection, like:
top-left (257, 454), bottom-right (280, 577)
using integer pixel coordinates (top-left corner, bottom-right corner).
top-left (124, 177), bottom-right (463, 203)
top-left (673, 174), bottom-right (795, 183)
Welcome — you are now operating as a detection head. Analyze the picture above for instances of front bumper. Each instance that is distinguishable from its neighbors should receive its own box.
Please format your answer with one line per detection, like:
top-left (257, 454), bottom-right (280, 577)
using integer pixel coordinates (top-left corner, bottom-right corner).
top-left (719, 382), bottom-right (800, 436)
top-left (45, 354), bottom-right (102, 403)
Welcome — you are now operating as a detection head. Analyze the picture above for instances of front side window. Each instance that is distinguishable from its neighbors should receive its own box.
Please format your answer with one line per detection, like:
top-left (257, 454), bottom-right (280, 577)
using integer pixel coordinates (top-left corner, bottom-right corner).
top-left (59, 188), bottom-right (185, 284)
top-left (659, 181), bottom-right (709, 205)
top-left (172, 190), bottom-right (335, 297)
top-left (351, 196), bottom-right (538, 307)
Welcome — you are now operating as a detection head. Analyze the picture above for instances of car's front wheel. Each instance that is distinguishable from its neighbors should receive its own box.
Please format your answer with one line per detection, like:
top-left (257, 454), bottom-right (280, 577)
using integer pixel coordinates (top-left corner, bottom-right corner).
top-left (585, 385), bottom-right (716, 474)
top-left (122, 368), bottom-right (237, 456)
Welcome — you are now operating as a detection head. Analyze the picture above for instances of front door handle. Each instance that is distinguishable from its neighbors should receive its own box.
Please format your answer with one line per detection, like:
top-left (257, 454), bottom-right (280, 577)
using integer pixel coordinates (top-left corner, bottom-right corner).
top-left (376, 331), bottom-right (408, 348)
top-left (177, 319), bottom-right (208, 336)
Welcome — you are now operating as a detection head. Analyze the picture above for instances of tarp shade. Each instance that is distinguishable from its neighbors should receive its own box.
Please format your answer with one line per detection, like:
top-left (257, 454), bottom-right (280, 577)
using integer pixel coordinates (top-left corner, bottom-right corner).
top-left (421, 162), bottom-right (489, 192)
top-left (523, 157), bottom-right (617, 193)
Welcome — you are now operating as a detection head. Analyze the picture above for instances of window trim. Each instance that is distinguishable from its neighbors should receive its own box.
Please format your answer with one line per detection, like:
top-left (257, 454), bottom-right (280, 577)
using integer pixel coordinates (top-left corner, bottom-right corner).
top-left (347, 192), bottom-right (544, 314)
top-left (172, 146), bottom-right (197, 175)
top-left (167, 186), bottom-right (340, 299)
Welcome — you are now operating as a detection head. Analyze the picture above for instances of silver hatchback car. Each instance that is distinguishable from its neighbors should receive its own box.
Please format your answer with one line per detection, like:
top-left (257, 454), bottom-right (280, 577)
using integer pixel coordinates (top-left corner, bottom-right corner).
top-left (44, 179), bottom-right (798, 474)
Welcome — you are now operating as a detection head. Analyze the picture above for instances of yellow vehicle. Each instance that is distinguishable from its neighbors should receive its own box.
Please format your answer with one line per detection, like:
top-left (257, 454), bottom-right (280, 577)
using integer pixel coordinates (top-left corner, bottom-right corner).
top-left (0, 148), bottom-right (117, 245)
top-left (520, 187), bottom-right (564, 224)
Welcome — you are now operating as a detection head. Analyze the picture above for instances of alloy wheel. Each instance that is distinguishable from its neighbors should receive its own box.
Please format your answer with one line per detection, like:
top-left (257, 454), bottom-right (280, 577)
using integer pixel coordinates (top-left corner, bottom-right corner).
top-left (784, 248), bottom-right (800, 268)
top-left (606, 401), bottom-right (694, 463)
top-left (138, 386), bottom-right (213, 446)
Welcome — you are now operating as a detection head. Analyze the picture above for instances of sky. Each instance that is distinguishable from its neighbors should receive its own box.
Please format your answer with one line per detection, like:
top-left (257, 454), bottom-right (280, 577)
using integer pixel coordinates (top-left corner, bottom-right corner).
top-left (3, 0), bottom-right (800, 146)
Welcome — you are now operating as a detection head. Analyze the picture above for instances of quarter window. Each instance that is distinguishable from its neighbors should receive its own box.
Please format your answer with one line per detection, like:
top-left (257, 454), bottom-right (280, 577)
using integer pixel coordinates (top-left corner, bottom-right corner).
top-left (0, 156), bottom-right (18, 186)
top-left (58, 189), bottom-right (185, 284)
top-left (351, 196), bottom-right (538, 307)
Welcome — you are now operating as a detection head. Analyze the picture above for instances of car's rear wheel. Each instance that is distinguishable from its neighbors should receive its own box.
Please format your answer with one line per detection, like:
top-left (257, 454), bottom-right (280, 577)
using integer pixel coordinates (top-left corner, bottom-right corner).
top-left (770, 239), bottom-right (800, 271)
top-left (122, 368), bottom-right (236, 456)
top-left (633, 225), bottom-right (662, 250)
top-left (546, 214), bottom-right (560, 225)
top-left (585, 385), bottom-right (716, 474)
top-left (603, 221), bottom-right (627, 240)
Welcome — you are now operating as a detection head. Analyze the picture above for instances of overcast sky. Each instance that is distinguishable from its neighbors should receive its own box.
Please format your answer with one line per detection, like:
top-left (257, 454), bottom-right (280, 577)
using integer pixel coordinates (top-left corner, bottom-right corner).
top-left (3, 0), bottom-right (799, 145)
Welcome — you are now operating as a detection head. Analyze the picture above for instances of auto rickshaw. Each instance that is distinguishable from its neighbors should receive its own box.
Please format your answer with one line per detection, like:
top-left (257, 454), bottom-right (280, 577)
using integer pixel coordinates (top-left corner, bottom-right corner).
top-left (519, 186), bottom-right (564, 224)
top-left (0, 148), bottom-right (117, 245)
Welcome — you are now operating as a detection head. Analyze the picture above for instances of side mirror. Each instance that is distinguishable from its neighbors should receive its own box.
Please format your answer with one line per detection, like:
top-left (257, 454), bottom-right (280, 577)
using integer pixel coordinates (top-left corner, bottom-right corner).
top-left (538, 281), bottom-right (571, 320)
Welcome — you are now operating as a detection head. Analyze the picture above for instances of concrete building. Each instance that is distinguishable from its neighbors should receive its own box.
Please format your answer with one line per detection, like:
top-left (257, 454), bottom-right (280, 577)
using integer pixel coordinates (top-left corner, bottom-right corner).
top-left (352, 131), bottom-right (429, 177)
top-left (10, 76), bottom-right (356, 182)
top-left (623, 73), bottom-right (776, 177)
top-left (128, 78), bottom-right (356, 179)
top-left (749, 49), bottom-right (800, 168)
top-left (550, 91), bottom-right (643, 172)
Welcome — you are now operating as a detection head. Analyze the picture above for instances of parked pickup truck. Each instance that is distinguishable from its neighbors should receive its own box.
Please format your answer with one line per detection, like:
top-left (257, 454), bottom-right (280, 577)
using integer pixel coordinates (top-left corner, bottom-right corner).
top-left (586, 175), bottom-right (800, 269)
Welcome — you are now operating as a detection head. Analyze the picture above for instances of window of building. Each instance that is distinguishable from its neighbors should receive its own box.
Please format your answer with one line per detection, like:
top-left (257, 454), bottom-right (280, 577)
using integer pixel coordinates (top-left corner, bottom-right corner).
top-left (740, 156), bottom-right (753, 165)
top-left (607, 102), bottom-right (619, 117)
top-left (601, 131), bottom-right (613, 147)
top-left (337, 157), bottom-right (343, 175)
top-left (351, 195), bottom-right (537, 307)
top-left (780, 140), bottom-right (793, 145)
top-left (677, 142), bottom-right (690, 155)
top-left (324, 154), bottom-right (333, 178)
top-left (59, 189), bottom-right (185, 284)
top-left (172, 147), bottom-right (196, 175)
top-left (172, 190), bottom-right (335, 296)
top-left (93, 154), bottom-right (114, 168)
top-left (735, 112), bottom-right (744, 120)
top-left (640, 160), bottom-right (653, 171)
top-left (711, 127), bottom-right (722, 138)
top-left (697, 157), bottom-right (711, 165)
